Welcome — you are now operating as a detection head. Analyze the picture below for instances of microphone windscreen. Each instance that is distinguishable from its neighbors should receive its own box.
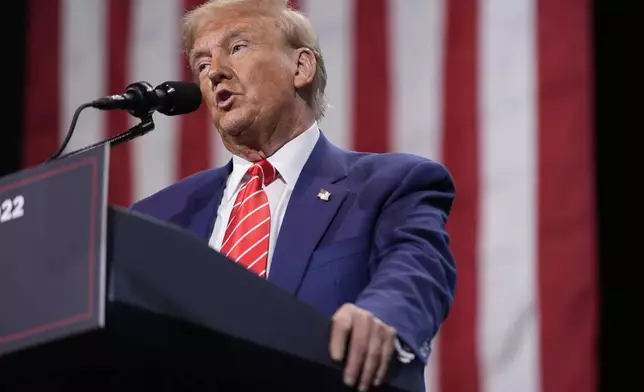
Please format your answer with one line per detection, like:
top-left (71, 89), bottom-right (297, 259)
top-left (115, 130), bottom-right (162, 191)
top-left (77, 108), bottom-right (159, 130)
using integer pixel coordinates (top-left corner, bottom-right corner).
top-left (157, 81), bottom-right (202, 116)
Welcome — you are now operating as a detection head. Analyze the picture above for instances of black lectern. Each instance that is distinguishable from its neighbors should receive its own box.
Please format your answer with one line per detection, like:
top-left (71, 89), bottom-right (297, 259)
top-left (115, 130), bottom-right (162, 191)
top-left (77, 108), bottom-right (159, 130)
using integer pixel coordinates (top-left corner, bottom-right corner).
top-left (0, 146), bottom-right (421, 391)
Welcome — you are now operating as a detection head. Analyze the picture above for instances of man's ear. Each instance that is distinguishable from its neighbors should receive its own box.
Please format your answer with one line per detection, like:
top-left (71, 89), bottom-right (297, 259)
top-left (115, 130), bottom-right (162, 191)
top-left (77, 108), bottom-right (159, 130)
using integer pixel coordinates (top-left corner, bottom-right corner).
top-left (293, 48), bottom-right (316, 89)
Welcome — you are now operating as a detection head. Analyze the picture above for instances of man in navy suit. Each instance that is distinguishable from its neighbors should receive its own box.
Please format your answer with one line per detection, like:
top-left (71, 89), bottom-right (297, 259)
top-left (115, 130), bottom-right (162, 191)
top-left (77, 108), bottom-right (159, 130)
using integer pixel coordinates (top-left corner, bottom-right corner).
top-left (131, 1), bottom-right (456, 390)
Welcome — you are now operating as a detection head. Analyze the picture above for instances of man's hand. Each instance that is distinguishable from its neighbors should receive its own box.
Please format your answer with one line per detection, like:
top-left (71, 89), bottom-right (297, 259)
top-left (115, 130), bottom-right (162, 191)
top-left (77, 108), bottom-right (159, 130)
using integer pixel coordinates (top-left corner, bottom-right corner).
top-left (330, 303), bottom-right (397, 391)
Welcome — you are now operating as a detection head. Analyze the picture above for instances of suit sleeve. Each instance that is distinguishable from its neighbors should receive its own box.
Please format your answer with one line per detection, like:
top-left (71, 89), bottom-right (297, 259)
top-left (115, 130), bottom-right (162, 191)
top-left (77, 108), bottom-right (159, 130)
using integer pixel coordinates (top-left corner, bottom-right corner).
top-left (354, 159), bottom-right (457, 364)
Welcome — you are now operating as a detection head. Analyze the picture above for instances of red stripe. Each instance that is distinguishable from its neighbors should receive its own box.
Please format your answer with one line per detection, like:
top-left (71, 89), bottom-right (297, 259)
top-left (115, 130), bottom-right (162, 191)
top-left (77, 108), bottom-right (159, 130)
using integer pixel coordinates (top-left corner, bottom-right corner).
top-left (352, 0), bottom-right (390, 153)
top-left (23, 0), bottom-right (61, 167)
top-left (439, 0), bottom-right (480, 391)
top-left (537, 0), bottom-right (596, 391)
top-left (178, 0), bottom-right (212, 179)
top-left (106, 0), bottom-right (133, 207)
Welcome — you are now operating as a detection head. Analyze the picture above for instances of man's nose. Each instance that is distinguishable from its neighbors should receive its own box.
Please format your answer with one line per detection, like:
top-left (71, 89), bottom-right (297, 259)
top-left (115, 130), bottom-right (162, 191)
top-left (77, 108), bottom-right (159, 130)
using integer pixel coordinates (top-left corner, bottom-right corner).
top-left (208, 54), bottom-right (232, 88)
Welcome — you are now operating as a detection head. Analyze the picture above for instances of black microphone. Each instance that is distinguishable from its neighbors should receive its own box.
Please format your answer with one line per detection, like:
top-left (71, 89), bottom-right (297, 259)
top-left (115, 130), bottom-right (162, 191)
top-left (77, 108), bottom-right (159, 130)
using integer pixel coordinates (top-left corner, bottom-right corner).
top-left (90, 81), bottom-right (202, 118)
top-left (46, 81), bottom-right (202, 162)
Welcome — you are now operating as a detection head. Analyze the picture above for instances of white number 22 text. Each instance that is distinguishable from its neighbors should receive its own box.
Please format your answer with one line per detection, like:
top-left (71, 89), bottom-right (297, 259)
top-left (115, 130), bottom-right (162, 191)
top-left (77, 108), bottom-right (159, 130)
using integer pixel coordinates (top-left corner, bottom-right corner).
top-left (0, 195), bottom-right (25, 224)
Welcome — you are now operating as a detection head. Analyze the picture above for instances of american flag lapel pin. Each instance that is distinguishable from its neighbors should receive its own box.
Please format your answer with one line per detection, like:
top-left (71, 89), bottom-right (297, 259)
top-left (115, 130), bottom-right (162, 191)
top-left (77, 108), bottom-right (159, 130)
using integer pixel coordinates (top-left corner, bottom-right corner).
top-left (317, 189), bottom-right (331, 201)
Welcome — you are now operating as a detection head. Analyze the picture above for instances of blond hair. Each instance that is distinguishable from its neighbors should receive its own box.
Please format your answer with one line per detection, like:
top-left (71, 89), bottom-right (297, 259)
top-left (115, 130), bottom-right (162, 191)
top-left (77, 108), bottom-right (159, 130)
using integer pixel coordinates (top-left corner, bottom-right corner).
top-left (181, 0), bottom-right (328, 120)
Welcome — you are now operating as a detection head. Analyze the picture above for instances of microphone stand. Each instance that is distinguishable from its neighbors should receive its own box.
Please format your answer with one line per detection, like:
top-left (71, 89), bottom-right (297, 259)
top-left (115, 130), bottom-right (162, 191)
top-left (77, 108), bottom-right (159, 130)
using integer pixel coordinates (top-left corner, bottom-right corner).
top-left (57, 116), bottom-right (155, 160)
top-left (45, 98), bottom-right (157, 163)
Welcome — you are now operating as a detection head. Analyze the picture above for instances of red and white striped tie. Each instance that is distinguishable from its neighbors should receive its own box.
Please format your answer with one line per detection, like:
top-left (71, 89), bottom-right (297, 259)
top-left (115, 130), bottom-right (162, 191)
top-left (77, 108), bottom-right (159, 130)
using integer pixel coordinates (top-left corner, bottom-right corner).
top-left (220, 160), bottom-right (278, 278)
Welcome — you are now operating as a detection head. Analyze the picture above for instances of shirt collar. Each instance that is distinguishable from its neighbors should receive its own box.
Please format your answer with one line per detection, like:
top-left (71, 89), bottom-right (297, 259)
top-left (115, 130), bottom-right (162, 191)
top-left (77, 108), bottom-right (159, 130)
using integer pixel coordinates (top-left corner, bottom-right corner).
top-left (223, 122), bottom-right (320, 201)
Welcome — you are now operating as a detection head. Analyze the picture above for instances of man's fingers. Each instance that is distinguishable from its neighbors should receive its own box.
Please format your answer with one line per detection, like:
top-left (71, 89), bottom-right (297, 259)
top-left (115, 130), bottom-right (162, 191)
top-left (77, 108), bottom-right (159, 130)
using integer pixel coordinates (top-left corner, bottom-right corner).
top-left (358, 327), bottom-right (384, 391)
top-left (330, 305), bottom-right (400, 390)
top-left (329, 305), bottom-right (353, 361)
top-left (374, 326), bottom-right (397, 386)
top-left (343, 311), bottom-right (371, 387)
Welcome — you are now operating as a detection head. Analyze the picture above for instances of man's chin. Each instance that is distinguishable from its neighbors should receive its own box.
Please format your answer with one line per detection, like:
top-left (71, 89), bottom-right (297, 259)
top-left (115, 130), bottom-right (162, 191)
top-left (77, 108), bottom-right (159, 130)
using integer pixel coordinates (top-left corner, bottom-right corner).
top-left (218, 123), bottom-right (260, 143)
top-left (216, 116), bottom-right (254, 138)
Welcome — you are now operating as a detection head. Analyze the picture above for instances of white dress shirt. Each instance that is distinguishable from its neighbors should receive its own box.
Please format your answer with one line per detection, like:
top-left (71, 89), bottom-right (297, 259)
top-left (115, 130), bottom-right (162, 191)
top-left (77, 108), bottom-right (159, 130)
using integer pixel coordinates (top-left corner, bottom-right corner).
top-left (208, 122), bottom-right (320, 276)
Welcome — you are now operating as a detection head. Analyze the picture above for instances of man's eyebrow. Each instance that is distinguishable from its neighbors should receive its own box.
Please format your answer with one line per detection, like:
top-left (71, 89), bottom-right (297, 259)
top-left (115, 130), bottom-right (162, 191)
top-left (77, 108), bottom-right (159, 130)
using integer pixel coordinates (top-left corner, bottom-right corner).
top-left (189, 29), bottom-right (251, 64)
top-left (189, 48), bottom-right (210, 66)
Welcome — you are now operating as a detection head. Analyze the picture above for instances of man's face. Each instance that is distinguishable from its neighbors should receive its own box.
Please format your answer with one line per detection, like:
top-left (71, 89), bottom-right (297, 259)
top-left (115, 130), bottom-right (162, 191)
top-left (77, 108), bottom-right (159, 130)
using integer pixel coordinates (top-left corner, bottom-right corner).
top-left (190, 9), bottom-right (296, 148)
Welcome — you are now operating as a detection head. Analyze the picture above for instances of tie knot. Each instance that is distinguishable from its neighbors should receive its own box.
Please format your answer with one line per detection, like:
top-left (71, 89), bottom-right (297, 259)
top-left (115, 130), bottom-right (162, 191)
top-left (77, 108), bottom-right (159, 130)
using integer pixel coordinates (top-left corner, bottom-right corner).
top-left (249, 160), bottom-right (278, 186)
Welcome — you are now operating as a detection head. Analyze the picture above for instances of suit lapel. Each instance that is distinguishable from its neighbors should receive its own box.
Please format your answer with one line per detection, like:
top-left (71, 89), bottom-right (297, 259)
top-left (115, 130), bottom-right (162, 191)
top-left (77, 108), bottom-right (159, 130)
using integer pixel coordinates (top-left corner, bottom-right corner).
top-left (185, 161), bottom-right (232, 240)
top-left (268, 135), bottom-right (348, 294)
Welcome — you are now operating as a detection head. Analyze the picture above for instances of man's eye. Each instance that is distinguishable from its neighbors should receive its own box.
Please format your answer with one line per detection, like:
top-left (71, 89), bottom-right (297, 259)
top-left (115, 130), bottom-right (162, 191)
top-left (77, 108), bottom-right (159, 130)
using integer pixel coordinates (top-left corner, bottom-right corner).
top-left (197, 63), bottom-right (209, 73)
top-left (231, 44), bottom-right (246, 53)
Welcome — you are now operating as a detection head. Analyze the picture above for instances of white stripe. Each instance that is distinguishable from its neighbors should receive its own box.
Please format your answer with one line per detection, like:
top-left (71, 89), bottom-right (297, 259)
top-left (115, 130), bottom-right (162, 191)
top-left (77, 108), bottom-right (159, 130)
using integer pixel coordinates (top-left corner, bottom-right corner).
top-left (61, 0), bottom-right (106, 152)
top-left (389, 3), bottom-right (446, 390)
top-left (234, 176), bottom-right (261, 202)
top-left (234, 232), bottom-right (269, 262)
top-left (221, 201), bottom-right (270, 248)
top-left (227, 188), bottom-right (264, 225)
top-left (130, 0), bottom-right (181, 200)
top-left (301, 0), bottom-right (353, 149)
top-left (246, 251), bottom-right (268, 270)
top-left (390, 0), bottom-right (446, 162)
top-left (224, 216), bottom-right (270, 256)
top-left (424, 333), bottom-right (440, 392)
top-left (479, 0), bottom-right (539, 391)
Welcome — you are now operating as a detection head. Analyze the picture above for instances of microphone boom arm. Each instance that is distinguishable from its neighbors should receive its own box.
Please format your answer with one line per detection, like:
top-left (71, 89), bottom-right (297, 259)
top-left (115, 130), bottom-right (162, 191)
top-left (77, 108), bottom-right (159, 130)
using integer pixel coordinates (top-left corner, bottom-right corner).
top-left (55, 116), bottom-right (155, 160)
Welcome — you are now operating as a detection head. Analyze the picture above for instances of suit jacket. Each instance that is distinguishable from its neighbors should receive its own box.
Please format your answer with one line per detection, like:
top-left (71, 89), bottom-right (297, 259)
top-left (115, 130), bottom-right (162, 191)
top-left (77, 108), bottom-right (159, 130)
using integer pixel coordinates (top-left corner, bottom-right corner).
top-left (131, 132), bottom-right (457, 368)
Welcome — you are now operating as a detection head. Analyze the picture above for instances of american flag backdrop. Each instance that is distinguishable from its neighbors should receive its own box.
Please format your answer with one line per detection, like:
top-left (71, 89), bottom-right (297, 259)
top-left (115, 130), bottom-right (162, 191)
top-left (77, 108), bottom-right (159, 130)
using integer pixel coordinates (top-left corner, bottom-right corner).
top-left (22, 0), bottom-right (596, 391)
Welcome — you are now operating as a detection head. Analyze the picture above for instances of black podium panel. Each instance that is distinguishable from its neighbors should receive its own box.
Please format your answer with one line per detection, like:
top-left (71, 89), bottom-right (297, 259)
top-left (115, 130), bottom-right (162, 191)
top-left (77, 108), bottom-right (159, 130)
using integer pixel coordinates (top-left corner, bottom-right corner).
top-left (0, 207), bottom-right (420, 391)
top-left (0, 145), bottom-right (108, 357)
top-left (0, 147), bottom-right (422, 392)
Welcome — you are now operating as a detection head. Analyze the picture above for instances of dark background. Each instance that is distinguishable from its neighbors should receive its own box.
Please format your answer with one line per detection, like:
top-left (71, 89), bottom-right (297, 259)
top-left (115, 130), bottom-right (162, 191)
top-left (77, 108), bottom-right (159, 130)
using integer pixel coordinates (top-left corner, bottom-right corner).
top-left (0, 1), bottom-right (638, 391)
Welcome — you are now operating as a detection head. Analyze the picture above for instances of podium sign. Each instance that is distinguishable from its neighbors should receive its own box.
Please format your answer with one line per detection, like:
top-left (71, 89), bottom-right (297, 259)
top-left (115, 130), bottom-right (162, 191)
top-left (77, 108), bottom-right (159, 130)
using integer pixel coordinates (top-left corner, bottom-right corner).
top-left (0, 146), bottom-right (109, 356)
